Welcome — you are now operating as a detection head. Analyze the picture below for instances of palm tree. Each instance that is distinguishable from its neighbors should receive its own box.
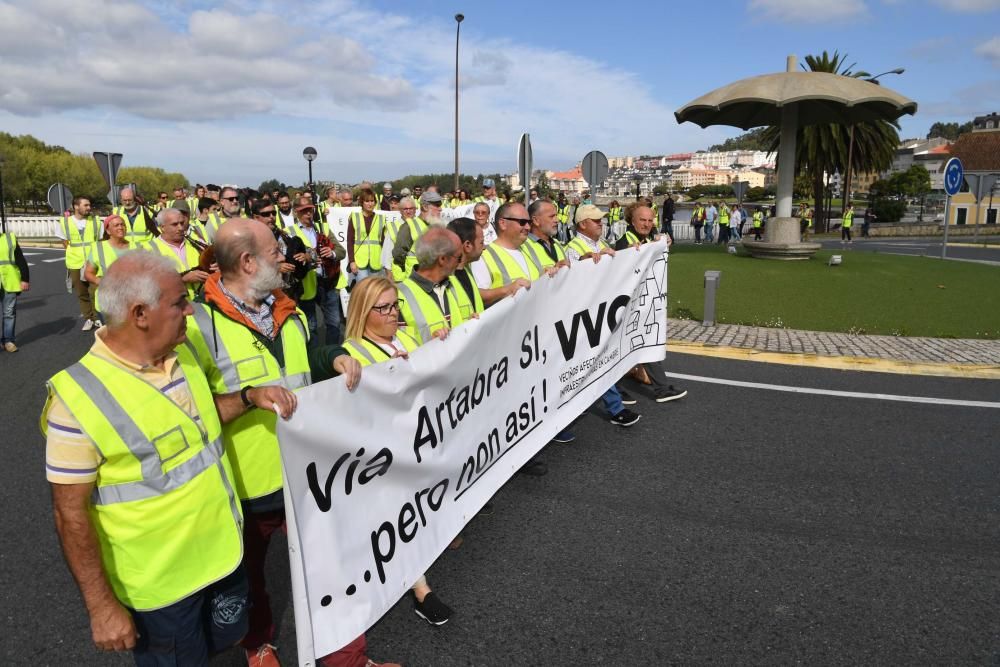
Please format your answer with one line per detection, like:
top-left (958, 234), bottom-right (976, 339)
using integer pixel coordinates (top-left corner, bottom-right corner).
top-left (762, 51), bottom-right (899, 231)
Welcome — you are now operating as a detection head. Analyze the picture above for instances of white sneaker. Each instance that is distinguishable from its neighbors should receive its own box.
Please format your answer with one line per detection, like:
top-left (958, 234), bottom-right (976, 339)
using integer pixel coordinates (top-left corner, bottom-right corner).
top-left (93, 319), bottom-right (103, 328)
top-left (81, 319), bottom-right (94, 332)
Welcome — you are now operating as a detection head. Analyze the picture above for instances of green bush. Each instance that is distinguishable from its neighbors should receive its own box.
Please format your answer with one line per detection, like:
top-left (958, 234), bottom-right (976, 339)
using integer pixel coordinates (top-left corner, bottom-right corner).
top-left (872, 199), bottom-right (906, 223)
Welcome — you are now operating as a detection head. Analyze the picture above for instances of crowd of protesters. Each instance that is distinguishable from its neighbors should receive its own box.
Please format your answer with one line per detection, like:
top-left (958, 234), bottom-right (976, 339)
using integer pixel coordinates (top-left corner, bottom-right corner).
top-left (27, 176), bottom-right (688, 667)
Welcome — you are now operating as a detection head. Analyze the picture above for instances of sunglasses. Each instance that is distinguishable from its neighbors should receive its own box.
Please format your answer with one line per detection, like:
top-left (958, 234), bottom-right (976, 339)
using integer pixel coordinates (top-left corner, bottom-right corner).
top-left (222, 196), bottom-right (239, 202)
top-left (503, 217), bottom-right (532, 226)
top-left (258, 210), bottom-right (276, 217)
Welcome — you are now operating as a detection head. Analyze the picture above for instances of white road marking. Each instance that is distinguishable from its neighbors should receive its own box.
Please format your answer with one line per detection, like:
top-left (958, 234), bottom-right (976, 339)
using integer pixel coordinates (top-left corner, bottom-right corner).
top-left (664, 371), bottom-right (1000, 409)
top-left (43, 258), bottom-right (65, 263)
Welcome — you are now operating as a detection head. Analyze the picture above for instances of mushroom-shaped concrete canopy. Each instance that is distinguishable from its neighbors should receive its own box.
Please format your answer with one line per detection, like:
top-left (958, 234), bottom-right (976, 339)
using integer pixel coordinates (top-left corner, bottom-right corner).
top-left (675, 56), bottom-right (916, 259)
top-left (674, 71), bottom-right (918, 130)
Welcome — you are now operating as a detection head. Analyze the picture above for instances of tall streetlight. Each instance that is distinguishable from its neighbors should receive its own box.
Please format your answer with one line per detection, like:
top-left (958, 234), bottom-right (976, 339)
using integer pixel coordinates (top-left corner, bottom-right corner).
top-left (303, 146), bottom-right (317, 198)
top-left (842, 67), bottom-right (905, 217)
top-left (454, 13), bottom-right (464, 195)
top-left (0, 154), bottom-right (7, 234)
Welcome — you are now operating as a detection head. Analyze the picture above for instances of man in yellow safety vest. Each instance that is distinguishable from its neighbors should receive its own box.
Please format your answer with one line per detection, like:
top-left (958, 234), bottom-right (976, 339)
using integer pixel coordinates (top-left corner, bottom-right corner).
top-left (57, 195), bottom-right (104, 330)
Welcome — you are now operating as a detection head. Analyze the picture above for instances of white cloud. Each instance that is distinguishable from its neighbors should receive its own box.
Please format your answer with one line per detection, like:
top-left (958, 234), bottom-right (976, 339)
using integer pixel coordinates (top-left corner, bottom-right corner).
top-left (930, 0), bottom-right (1000, 11)
top-left (747, 0), bottom-right (868, 22)
top-left (0, 0), bottom-right (711, 183)
top-left (976, 37), bottom-right (1000, 65)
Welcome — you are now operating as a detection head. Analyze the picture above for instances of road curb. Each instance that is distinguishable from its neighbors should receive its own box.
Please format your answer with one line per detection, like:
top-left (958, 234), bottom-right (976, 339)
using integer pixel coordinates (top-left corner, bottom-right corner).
top-left (667, 340), bottom-right (1000, 379)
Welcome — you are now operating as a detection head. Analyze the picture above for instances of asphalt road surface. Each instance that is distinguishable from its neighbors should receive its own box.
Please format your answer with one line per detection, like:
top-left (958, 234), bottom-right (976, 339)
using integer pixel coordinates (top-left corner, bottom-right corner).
top-left (815, 236), bottom-right (1000, 263)
top-left (4, 248), bottom-right (999, 665)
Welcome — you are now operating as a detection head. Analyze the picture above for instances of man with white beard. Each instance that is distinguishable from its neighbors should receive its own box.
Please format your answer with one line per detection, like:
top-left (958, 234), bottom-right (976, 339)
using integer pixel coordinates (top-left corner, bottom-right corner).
top-left (183, 219), bottom-right (387, 667)
top-left (391, 190), bottom-right (442, 281)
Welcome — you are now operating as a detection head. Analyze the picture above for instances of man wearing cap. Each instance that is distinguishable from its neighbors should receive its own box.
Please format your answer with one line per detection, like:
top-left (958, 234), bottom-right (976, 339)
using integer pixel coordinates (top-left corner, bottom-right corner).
top-left (391, 191), bottom-right (441, 281)
top-left (382, 196), bottom-right (419, 281)
top-left (564, 204), bottom-right (616, 262)
top-left (473, 178), bottom-right (502, 219)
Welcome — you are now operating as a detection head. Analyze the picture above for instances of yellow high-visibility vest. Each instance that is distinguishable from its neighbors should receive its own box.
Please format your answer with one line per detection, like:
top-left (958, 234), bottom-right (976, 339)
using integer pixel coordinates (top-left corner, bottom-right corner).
top-left (478, 244), bottom-right (541, 288)
top-left (343, 329), bottom-right (420, 365)
top-left (350, 211), bottom-right (384, 270)
top-left (186, 303), bottom-right (311, 500)
top-left (566, 235), bottom-right (609, 259)
top-left (395, 275), bottom-right (469, 344)
top-left (42, 345), bottom-right (243, 611)
top-left (61, 215), bottom-right (103, 270)
top-left (521, 236), bottom-right (566, 272)
top-left (112, 206), bottom-right (154, 245)
top-left (0, 232), bottom-right (23, 292)
top-left (87, 240), bottom-right (130, 312)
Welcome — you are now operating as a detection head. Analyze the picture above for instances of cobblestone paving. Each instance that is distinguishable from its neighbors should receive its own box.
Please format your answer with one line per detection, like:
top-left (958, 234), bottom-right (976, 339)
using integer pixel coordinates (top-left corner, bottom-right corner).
top-left (667, 318), bottom-right (1000, 366)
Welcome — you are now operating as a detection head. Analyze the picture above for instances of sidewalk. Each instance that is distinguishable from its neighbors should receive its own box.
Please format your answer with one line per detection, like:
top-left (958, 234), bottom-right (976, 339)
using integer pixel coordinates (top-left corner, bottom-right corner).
top-left (667, 318), bottom-right (1000, 378)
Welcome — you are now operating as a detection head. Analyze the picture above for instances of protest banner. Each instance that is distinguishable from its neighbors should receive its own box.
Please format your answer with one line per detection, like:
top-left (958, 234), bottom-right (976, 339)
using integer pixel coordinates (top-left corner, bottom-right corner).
top-left (278, 241), bottom-right (668, 662)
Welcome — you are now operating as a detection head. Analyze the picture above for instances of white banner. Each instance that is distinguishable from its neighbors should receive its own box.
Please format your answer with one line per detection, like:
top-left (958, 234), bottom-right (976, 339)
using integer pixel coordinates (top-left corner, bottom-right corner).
top-left (324, 207), bottom-right (403, 247)
top-left (278, 242), bottom-right (668, 662)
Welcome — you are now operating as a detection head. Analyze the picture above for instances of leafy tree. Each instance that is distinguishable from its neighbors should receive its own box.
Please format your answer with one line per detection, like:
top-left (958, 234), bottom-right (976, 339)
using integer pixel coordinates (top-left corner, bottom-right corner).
top-left (926, 121), bottom-right (972, 141)
top-left (761, 51), bottom-right (899, 231)
top-left (258, 178), bottom-right (288, 194)
top-left (709, 128), bottom-right (772, 152)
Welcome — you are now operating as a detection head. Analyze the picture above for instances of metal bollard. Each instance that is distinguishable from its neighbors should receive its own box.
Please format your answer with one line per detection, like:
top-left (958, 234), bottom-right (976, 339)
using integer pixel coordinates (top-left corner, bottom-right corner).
top-left (703, 270), bottom-right (721, 326)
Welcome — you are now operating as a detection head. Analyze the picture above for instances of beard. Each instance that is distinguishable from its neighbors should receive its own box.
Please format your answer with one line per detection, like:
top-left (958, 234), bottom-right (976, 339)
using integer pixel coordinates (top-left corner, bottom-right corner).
top-left (424, 210), bottom-right (443, 226)
top-left (249, 259), bottom-right (285, 300)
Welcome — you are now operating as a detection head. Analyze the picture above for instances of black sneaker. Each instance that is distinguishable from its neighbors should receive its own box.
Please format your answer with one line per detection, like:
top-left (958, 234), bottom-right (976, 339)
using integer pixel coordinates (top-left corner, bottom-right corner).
top-left (517, 460), bottom-right (548, 476)
top-left (618, 389), bottom-right (637, 405)
top-left (610, 409), bottom-right (641, 427)
top-left (654, 385), bottom-right (688, 403)
top-left (551, 429), bottom-right (575, 444)
top-left (414, 591), bottom-right (452, 626)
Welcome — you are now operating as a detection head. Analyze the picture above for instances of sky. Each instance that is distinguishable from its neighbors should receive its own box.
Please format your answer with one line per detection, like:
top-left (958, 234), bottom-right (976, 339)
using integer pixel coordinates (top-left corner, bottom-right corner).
top-left (0, 0), bottom-right (997, 187)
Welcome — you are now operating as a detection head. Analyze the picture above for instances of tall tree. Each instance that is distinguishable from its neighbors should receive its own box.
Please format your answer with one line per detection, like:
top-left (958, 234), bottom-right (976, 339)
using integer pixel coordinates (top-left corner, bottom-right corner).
top-left (762, 51), bottom-right (899, 230)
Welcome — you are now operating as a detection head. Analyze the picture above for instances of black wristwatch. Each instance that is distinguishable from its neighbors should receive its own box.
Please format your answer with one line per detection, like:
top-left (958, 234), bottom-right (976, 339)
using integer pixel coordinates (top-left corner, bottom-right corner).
top-left (240, 385), bottom-right (255, 409)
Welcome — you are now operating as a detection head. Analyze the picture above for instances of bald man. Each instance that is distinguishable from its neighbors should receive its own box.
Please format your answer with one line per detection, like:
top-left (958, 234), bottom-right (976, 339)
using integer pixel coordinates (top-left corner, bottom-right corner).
top-left (183, 219), bottom-right (382, 666)
top-left (395, 226), bottom-right (471, 344)
top-left (112, 188), bottom-right (154, 245)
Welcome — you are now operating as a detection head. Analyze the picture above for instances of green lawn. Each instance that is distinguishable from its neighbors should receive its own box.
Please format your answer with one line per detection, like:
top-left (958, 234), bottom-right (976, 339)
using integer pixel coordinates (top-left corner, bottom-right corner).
top-left (666, 245), bottom-right (1000, 338)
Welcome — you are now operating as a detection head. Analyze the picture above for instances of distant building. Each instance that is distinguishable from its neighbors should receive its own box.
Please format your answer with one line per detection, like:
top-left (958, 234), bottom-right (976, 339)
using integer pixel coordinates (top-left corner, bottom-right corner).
top-left (549, 166), bottom-right (588, 196)
top-left (943, 124), bottom-right (1000, 226)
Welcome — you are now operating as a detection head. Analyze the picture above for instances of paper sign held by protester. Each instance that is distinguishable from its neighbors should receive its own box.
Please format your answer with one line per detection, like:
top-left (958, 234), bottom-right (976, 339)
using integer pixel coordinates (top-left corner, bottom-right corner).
top-left (278, 242), bottom-right (668, 661)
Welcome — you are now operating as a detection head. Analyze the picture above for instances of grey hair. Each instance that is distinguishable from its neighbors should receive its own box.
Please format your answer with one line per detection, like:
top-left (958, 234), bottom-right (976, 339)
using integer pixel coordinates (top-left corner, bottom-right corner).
top-left (473, 202), bottom-right (490, 215)
top-left (100, 251), bottom-right (180, 327)
top-left (156, 207), bottom-right (183, 227)
top-left (414, 231), bottom-right (457, 270)
top-left (399, 196), bottom-right (416, 210)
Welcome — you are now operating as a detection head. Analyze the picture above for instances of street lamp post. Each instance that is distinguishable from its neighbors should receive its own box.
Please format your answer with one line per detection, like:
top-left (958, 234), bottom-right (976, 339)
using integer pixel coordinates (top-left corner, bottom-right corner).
top-left (302, 146), bottom-right (317, 198)
top-left (454, 13), bottom-right (464, 195)
top-left (0, 154), bottom-right (7, 234)
top-left (843, 67), bottom-right (905, 217)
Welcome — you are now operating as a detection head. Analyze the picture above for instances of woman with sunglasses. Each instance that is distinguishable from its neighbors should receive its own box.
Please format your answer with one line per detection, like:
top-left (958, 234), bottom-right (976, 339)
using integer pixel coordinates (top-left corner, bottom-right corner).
top-left (342, 276), bottom-right (454, 626)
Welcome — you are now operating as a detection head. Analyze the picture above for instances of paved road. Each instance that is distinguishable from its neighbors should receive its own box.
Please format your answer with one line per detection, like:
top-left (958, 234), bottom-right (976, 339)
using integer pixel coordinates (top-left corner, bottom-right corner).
top-left (5, 249), bottom-right (1000, 665)
top-left (815, 237), bottom-right (1000, 263)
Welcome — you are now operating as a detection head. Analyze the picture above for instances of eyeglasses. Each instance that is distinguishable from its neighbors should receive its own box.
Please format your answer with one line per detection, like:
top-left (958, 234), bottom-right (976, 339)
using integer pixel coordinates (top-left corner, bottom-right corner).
top-left (503, 217), bottom-right (532, 226)
top-left (401, 207), bottom-right (416, 211)
top-left (371, 300), bottom-right (402, 315)
top-left (159, 195), bottom-right (168, 199)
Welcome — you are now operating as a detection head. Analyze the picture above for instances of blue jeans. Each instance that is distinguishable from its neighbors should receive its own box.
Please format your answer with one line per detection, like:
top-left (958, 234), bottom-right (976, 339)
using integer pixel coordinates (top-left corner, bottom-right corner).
top-left (301, 284), bottom-right (342, 345)
top-left (130, 565), bottom-right (248, 666)
top-left (704, 222), bottom-right (715, 242)
top-left (601, 386), bottom-right (624, 417)
top-left (1, 290), bottom-right (17, 344)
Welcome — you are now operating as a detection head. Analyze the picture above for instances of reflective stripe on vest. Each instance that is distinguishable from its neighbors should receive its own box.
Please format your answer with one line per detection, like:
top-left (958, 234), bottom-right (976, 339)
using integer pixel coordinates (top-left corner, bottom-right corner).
top-left (480, 244), bottom-right (540, 288)
top-left (45, 347), bottom-right (243, 610)
top-left (344, 330), bottom-right (420, 367)
top-left (520, 237), bottom-right (565, 272)
top-left (449, 270), bottom-right (484, 315)
top-left (186, 303), bottom-right (311, 499)
top-left (62, 216), bottom-right (103, 269)
top-left (0, 232), bottom-right (21, 292)
top-left (395, 279), bottom-right (465, 344)
top-left (566, 235), bottom-right (608, 258)
top-left (113, 206), bottom-right (153, 243)
top-left (351, 211), bottom-right (384, 270)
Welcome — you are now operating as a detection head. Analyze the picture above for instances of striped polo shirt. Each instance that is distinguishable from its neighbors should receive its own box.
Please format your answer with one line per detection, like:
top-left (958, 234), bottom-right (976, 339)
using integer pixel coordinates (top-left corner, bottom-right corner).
top-left (43, 331), bottom-right (198, 484)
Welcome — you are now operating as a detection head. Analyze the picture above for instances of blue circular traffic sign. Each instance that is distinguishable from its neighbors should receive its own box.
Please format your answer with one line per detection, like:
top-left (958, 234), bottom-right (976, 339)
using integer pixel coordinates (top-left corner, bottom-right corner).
top-left (944, 157), bottom-right (964, 196)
